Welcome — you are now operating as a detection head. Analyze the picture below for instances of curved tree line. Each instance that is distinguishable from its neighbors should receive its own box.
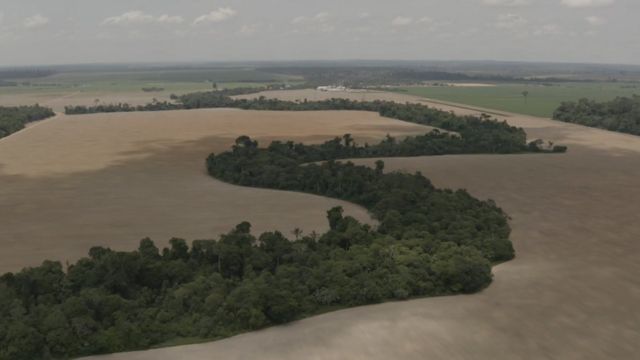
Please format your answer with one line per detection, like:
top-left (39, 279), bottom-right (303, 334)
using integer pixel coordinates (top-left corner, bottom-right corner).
top-left (0, 96), bottom-right (567, 359)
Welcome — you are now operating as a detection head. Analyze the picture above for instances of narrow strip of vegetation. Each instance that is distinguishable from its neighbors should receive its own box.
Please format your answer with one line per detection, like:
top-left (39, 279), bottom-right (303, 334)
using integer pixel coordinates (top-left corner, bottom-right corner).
top-left (0, 105), bottom-right (55, 139)
top-left (553, 95), bottom-right (640, 135)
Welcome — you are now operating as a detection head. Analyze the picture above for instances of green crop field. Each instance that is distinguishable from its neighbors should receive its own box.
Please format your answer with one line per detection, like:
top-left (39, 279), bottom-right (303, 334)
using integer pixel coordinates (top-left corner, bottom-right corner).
top-left (0, 67), bottom-right (305, 101)
top-left (392, 82), bottom-right (640, 117)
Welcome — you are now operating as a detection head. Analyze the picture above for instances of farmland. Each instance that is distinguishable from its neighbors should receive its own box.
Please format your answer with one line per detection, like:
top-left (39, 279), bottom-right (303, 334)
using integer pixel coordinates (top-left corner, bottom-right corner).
top-left (3, 0), bottom-right (640, 355)
top-left (78, 89), bottom-right (640, 360)
top-left (0, 108), bottom-right (430, 273)
top-left (391, 82), bottom-right (640, 117)
top-left (0, 67), bottom-right (301, 112)
top-left (1, 71), bottom-right (640, 359)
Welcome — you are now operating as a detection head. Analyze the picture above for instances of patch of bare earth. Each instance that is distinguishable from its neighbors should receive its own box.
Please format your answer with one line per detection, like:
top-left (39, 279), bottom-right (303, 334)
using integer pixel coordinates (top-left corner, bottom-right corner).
top-left (0, 91), bottom-right (179, 113)
top-left (81, 90), bottom-right (640, 359)
top-left (0, 109), bottom-right (431, 273)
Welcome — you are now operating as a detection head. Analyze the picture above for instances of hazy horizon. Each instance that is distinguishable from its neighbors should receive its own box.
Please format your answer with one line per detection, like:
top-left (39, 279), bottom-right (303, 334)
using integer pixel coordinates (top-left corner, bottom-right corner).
top-left (1, 0), bottom-right (639, 67)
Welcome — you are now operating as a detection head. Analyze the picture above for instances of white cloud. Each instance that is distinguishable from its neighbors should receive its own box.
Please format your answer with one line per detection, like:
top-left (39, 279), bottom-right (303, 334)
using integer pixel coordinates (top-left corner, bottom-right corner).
top-left (103, 11), bottom-right (185, 26)
top-left (482, 0), bottom-right (531, 6)
top-left (495, 13), bottom-right (528, 28)
top-left (292, 12), bottom-right (329, 25)
top-left (24, 14), bottom-right (50, 29)
top-left (391, 16), bottom-right (413, 26)
top-left (193, 7), bottom-right (237, 25)
top-left (585, 15), bottom-right (606, 25)
top-left (103, 11), bottom-right (154, 25)
top-left (157, 15), bottom-right (184, 24)
top-left (534, 24), bottom-right (561, 35)
top-left (358, 12), bottom-right (371, 19)
top-left (560, 0), bottom-right (615, 8)
top-left (290, 12), bottom-right (334, 32)
top-left (239, 24), bottom-right (259, 35)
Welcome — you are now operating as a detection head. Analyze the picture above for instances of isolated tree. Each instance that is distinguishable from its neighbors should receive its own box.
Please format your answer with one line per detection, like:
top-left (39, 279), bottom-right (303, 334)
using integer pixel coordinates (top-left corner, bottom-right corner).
top-left (521, 91), bottom-right (529, 104)
top-left (138, 238), bottom-right (160, 259)
top-left (234, 221), bottom-right (252, 234)
top-left (327, 207), bottom-right (344, 231)
top-left (342, 133), bottom-right (354, 147)
top-left (374, 160), bottom-right (385, 175)
top-left (291, 228), bottom-right (303, 240)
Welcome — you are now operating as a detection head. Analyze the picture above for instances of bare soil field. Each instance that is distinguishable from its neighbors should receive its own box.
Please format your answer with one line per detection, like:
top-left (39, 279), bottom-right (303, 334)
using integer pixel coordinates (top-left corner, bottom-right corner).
top-left (85, 91), bottom-right (640, 359)
top-left (0, 109), bottom-right (432, 273)
top-left (0, 91), bottom-right (177, 113)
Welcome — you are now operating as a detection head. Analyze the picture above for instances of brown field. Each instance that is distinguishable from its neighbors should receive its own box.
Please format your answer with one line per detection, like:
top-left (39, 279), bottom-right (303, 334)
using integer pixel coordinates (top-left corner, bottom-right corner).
top-left (79, 90), bottom-right (640, 359)
top-left (0, 109), bottom-right (433, 273)
top-left (0, 91), bottom-right (178, 113)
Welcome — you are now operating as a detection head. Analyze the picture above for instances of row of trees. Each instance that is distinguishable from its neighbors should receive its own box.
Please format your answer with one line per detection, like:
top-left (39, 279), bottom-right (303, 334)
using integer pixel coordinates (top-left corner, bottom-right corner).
top-left (255, 66), bottom-right (560, 88)
top-left (0, 105), bottom-right (55, 138)
top-left (553, 95), bottom-right (640, 135)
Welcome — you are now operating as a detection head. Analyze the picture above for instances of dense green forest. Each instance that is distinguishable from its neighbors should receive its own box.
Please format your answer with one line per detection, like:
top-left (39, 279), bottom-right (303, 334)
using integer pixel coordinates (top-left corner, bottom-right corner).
top-left (0, 105), bottom-right (55, 139)
top-left (553, 95), bottom-right (640, 135)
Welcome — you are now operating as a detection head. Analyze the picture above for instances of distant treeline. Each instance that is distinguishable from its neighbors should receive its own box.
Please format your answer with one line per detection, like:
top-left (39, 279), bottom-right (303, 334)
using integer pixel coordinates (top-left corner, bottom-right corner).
top-left (0, 80), bottom-right (18, 87)
top-left (553, 95), bottom-right (640, 136)
top-left (259, 66), bottom-right (508, 87)
top-left (257, 66), bottom-right (596, 87)
top-left (0, 69), bottom-right (55, 80)
top-left (0, 105), bottom-right (56, 139)
top-left (141, 87), bottom-right (165, 92)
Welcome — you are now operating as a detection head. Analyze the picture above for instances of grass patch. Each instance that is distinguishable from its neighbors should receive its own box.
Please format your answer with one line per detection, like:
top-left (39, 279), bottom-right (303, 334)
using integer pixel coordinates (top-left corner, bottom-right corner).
top-left (393, 82), bottom-right (640, 117)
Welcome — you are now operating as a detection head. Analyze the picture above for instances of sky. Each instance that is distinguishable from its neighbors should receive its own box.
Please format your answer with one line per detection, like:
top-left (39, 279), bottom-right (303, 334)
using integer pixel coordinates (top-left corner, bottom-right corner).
top-left (0, 0), bottom-right (638, 66)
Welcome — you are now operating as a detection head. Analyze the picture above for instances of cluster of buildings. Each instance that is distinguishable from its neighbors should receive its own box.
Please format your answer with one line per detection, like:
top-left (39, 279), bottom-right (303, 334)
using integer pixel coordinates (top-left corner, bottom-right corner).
top-left (316, 85), bottom-right (348, 92)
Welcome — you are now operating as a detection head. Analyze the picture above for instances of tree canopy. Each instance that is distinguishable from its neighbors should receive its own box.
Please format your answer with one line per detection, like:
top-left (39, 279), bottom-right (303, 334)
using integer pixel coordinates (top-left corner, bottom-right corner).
top-left (553, 95), bottom-right (640, 135)
top-left (0, 105), bottom-right (55, 139)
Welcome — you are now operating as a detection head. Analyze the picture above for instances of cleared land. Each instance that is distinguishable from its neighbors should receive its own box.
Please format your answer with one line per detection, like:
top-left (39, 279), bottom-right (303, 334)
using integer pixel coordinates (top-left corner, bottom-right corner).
top-left (0, 67), bottom-right (301, 112)
top-left (0, 82), bottom-right (255, 112)
top-left (84, 90), bottom-right (640, 359)
top-left (393, 82), bottom-right (640, 117)
top-left (0, 109), bottom-right (432, 273)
